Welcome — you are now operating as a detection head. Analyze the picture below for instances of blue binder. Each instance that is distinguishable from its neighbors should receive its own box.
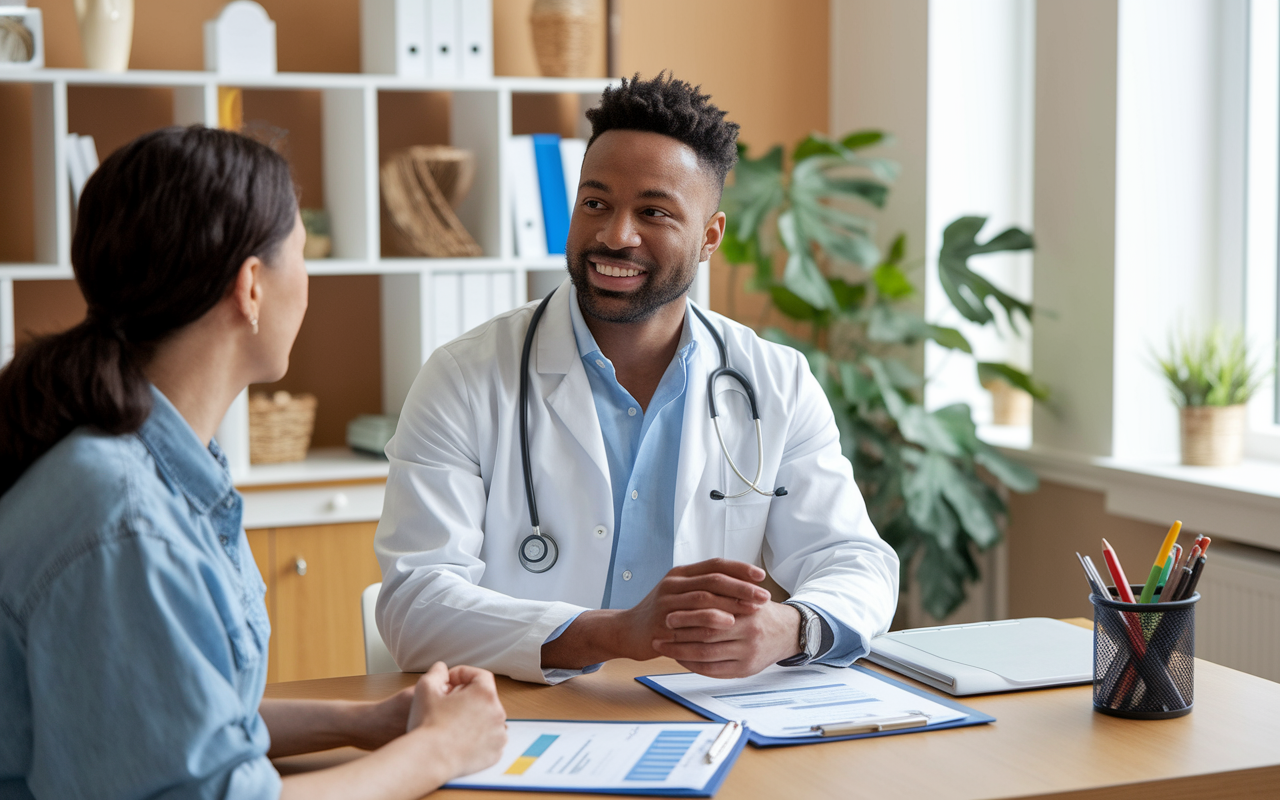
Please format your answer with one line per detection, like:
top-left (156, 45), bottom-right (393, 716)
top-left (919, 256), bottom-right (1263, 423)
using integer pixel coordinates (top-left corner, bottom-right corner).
top-left (637, 664), bottom-right (995, 747)
top-left (532, 133), bottom-right (570, 254)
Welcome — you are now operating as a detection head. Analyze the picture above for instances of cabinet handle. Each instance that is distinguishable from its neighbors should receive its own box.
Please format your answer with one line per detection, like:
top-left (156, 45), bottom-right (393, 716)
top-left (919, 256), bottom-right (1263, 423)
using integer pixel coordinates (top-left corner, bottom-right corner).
top-left (294, 558), bottom-right (307, 576)
top-left (329, 492), bottom-right (349, 511)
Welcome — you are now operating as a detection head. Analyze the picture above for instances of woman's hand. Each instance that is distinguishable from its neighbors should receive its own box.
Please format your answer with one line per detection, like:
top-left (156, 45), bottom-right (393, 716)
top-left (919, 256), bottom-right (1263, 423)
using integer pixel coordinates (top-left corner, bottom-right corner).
top-left (406, 662), bottom-right (508, 779)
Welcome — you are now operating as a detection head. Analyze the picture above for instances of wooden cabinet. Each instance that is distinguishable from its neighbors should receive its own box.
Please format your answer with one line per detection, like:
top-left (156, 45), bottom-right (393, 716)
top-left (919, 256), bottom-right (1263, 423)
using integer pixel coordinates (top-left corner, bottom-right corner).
top-left (246, 521), bottom-right (383, 684)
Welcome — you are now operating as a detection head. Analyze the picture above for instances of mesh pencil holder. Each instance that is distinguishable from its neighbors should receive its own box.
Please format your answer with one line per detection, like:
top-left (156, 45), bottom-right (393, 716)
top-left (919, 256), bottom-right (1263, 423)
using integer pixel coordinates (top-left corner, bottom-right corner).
top-left (1089, 586), bottom-right (1198, 719)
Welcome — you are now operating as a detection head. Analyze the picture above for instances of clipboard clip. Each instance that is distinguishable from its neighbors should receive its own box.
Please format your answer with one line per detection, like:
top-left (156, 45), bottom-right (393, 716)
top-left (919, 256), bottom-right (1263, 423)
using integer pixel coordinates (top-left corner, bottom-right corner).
top-left (810, 712), bottom-right (930, 737)
top-left (705, 720), bottom-right (744, 763)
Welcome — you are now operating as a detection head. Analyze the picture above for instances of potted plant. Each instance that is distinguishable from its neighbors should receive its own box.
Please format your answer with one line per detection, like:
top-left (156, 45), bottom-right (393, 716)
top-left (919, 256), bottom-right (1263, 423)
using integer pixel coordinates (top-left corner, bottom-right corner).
top-left (719, 130), bottom-right (1043, 620)
top-left (1156, 326), bottom-right (1267, 466)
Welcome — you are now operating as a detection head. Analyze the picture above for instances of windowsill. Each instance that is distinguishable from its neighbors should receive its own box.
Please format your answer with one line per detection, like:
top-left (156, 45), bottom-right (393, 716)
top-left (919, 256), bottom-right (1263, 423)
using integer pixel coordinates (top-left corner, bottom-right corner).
top-left (979, 433), bottom-right (1280, 553)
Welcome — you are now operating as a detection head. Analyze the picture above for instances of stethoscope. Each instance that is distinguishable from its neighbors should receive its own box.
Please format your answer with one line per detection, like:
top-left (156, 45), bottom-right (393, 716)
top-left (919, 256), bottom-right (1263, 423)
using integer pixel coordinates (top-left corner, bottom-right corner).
top-left (517, 287), bottom-right (787, 573)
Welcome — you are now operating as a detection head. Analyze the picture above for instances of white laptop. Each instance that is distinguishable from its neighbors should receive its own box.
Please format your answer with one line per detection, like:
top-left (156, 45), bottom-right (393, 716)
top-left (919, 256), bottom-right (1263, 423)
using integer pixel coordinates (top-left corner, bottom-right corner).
top-left (865, 617), bottom-right (1094, 696)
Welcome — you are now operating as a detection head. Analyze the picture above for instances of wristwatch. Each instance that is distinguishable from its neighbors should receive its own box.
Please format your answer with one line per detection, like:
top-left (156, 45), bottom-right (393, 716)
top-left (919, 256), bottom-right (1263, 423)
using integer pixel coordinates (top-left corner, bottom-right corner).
top-left (776, 601), bottom-right (827, 667)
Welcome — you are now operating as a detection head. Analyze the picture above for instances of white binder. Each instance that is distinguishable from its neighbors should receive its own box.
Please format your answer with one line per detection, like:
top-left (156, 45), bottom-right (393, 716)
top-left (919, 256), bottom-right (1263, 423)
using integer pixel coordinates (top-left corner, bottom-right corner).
top-left (459, 0), bottom-right (493, 81)
top-left (866, 617), bottom-right (1094, 696)
top-left (360, 0), bottom-right (427, 77)
top-left (559, 138), bottom-right (587, 219)
top-left (509, 135), bottom-right (547, 258)
top-left (427, 0), bottom-right (460, 81)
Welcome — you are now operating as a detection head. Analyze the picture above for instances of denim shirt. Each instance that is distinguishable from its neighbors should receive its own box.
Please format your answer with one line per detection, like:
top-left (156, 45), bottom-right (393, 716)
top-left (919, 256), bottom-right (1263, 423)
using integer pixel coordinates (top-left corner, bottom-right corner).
top-left (0, 388), bottom-right (280, 800)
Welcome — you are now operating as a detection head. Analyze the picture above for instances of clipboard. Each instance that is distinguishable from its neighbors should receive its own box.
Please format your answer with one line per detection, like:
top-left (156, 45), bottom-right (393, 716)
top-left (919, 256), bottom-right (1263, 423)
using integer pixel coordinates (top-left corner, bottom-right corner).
top-left (444, 719), bottom-right (749, 796)
top-left (637, 664), bottom-right (994, 747)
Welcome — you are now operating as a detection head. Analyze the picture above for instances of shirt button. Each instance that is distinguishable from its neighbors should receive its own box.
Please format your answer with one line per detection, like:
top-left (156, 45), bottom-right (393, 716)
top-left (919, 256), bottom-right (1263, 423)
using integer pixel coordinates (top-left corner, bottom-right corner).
top-left (219, 535), bottom-right (228, 545)
top-left (628, 407), bottom-right (637, 416)
top-left (223, 497), bottom-right (234, 508)
top-left (595, 359), bottom-right (605, 368)
top-left (593, 526), bottom-right (608, 538)
top-left (622, 570), bottom-right (633, 581)
top-left (631, 490), bottom-right (638, 500)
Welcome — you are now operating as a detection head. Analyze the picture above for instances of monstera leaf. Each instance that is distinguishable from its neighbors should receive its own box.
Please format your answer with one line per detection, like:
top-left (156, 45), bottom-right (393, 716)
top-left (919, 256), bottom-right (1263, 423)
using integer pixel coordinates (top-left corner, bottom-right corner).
top-left (938, 216), bottom-right (1034, 331)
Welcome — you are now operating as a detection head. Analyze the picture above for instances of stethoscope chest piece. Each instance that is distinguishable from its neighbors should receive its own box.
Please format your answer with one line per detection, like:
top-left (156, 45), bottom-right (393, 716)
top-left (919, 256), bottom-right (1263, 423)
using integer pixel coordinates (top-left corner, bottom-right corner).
top-left (519, 529), bottom-right (559, 573)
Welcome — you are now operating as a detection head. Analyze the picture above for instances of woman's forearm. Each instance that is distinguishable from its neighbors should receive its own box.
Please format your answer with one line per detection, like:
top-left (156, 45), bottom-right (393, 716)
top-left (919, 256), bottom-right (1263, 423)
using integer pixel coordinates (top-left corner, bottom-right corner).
top-left (278, 726), bottom-right (459, 800)
top-left (260, 698), bottom-right (383, 757)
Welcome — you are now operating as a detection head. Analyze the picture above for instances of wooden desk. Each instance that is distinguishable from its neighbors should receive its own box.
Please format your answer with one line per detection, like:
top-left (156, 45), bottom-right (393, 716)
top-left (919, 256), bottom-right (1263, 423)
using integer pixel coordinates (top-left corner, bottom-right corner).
top-left (266, 631), bottom-right (1280, 799)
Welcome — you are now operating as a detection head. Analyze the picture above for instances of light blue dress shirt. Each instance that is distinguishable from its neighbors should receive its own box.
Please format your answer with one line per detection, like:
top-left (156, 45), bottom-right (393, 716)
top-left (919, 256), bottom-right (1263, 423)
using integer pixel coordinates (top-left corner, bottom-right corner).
top-left (561, 288), bottom-right (863, 666)
top-left (0, 388), bottom-right (281, 800)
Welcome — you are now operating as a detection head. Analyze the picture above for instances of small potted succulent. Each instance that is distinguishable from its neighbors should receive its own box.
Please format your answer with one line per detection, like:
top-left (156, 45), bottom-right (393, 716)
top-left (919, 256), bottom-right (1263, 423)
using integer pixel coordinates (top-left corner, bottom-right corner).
top-left (1156, 326), bottom-right (1268, 466)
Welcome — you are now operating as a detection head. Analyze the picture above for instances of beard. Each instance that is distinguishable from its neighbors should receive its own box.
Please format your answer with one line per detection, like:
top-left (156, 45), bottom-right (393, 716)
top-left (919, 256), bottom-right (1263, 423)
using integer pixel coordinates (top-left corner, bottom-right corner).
top-left (567, 245), bottom-right (699, 324)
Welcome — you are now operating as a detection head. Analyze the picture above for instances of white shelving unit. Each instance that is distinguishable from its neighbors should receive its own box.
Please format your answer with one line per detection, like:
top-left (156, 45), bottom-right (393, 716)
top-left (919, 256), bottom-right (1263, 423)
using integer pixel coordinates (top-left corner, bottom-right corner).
top-left (0, 68), bottom-right (718, 496)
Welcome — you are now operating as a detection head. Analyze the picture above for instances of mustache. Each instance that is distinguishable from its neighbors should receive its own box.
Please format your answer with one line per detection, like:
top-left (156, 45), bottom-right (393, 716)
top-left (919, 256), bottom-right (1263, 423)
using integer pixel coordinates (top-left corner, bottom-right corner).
top-left (578, 246), bottom-right (659, 272)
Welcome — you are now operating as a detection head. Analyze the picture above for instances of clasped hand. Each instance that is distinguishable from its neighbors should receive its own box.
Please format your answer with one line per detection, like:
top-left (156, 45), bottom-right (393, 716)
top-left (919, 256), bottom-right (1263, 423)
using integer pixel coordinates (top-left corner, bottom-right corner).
top-left (618, 558), bottom-right (801, 679)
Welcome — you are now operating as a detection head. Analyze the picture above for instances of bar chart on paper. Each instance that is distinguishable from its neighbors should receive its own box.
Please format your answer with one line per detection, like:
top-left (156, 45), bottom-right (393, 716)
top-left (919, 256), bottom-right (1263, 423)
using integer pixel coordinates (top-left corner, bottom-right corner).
top-left (446, 720), bottom-right (743, 795)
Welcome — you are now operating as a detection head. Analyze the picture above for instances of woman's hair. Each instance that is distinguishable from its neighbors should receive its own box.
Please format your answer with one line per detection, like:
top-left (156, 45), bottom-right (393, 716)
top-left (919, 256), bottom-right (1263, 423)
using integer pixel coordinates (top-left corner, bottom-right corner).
top-left (0, 126), bottom-right (297, 494)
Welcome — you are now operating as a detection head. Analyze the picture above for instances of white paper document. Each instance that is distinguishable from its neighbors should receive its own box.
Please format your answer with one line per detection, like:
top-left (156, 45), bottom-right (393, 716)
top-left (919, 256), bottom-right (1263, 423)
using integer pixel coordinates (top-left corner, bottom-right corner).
top-left (646, 665), bottom-right (968, 739)
top-left (446, 720), bottom-right (739, 793)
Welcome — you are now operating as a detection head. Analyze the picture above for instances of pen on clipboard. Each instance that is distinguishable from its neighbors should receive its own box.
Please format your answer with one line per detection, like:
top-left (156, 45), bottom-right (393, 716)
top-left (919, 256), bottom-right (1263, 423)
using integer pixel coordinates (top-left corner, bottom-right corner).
top-left (705, 720), bottom-right (741, 763)
top-left (809, 713), bottom-right (929, 737)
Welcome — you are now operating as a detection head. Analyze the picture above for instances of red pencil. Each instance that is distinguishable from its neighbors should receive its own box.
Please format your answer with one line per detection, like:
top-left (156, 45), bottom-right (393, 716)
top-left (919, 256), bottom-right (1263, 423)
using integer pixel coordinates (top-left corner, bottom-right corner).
top-left (1101, 538), bottom-right (1137, 603)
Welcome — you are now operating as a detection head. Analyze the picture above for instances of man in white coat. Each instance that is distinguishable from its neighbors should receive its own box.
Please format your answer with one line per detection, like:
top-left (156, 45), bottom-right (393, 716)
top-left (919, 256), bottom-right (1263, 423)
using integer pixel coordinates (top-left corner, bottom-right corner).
top-left (375, 73), bottom-right (899, 685)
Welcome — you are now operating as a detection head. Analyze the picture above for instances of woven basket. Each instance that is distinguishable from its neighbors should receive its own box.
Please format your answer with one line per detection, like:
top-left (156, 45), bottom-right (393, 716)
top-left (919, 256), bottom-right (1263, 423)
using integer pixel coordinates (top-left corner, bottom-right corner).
top-left (1179, 404), bottom-right (1246, 467)
top-left (982, 379), bottom-right (1032, 427)
top-left (380, 146), bottom-right (482, 258)
top-left (530, 0), bottom-right (594, 77)
top-left (249, 391), bottom-right (317, 464)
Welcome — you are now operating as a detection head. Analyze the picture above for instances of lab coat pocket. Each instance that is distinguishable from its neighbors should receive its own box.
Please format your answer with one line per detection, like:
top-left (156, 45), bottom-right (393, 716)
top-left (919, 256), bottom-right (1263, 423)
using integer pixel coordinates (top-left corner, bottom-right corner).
top-left (724, 498), bottom-right (770, 562)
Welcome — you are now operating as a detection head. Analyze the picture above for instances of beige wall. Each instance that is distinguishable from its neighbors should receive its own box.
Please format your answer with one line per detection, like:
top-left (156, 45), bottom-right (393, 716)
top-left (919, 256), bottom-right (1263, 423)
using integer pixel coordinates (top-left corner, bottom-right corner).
top-left (1005, 481), bottom-right (1191, 621)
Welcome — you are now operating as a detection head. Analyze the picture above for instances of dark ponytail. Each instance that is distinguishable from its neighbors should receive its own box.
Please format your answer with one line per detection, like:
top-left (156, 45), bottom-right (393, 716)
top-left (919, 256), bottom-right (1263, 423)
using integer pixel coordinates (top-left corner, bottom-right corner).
top-left (0, 126), bottom-right (297, 494)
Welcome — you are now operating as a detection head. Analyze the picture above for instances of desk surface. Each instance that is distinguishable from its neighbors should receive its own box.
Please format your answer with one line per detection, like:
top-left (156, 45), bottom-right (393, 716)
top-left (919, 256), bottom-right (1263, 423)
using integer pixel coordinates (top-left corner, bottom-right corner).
top-left (265, 622), bottom-right (1280, 800)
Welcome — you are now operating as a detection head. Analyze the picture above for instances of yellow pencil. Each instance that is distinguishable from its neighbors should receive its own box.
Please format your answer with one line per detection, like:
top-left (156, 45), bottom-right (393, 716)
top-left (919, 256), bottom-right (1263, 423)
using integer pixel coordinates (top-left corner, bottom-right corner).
top-left (1138, 520), bottom-right (1181, 604)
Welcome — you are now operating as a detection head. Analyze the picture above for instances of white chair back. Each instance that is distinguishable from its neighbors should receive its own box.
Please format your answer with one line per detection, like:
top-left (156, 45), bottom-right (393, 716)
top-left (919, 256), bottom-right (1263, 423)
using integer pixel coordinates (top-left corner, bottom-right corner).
top-left (361, 582), bottom-right (399, 674)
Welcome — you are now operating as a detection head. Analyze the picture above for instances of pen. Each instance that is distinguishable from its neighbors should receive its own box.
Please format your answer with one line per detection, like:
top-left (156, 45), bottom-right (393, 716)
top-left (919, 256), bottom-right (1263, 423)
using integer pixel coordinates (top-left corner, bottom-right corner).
top-left (810, 713), bottom-right (929, 737)
top-left (1138, 521), bottom-right (1182, 604)
top-left (1174, 555), bottom-right (1207, 602)
top-left (1101, 539), bottom-right (1137, 603)
top-left (1156, 545), bottom-right (1179, 593)
top-left (705, 720), bottom-right (741, 763)
top-left (1160, 544), bottom-right (1198, 603)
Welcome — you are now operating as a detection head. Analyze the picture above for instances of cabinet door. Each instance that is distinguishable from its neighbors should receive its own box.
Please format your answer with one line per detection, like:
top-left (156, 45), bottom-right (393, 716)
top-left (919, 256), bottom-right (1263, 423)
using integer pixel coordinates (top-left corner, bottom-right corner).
top-left (271, 521), bottom-right (383, 682)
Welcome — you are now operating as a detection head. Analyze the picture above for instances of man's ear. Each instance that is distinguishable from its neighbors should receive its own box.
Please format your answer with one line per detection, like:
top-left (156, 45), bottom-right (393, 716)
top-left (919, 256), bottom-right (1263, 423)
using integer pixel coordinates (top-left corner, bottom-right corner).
top-left (232, 255), bottom-right (264, 326)
top-left (700, 210), bottom-right (727, 262)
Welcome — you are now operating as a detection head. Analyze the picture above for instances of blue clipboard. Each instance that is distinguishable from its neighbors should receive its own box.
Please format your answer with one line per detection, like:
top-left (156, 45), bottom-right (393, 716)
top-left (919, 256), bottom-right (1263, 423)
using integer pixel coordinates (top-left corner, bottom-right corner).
top-left (636, 665), bottom-right (995, 747)
top-left (444, 719), bottom-right (749, 797)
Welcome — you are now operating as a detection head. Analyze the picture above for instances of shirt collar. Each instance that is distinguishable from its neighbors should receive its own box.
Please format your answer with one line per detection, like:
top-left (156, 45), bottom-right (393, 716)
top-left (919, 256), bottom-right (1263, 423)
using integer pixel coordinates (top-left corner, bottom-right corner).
top-left (567, 283), bottom-right (699, 365)
top-left (135, 386), bottom-right (236, 516)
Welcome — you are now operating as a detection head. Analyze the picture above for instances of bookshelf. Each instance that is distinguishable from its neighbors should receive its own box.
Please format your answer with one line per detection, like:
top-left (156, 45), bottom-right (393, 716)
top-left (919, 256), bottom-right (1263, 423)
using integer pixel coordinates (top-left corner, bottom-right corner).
top-left (0, 68), bottom-right (719, 496)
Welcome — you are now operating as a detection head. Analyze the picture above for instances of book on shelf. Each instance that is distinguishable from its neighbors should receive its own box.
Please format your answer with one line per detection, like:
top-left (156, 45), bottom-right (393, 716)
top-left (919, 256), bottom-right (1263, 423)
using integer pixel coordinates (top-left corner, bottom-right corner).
top-left (510, 133), bottom-right (587, 258)
top-left (66, 133), bottom-right (99, 210)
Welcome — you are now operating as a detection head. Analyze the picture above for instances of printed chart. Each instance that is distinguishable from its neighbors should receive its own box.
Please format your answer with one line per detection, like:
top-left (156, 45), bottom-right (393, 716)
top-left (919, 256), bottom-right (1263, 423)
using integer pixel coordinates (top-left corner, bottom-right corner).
top-left (447, 720), bottom-right (738, 793)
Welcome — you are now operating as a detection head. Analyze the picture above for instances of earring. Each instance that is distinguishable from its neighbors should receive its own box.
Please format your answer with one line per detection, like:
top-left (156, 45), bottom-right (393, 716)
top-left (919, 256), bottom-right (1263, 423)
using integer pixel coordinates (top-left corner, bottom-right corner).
top-left (250, 316), bottom-right (259, 335)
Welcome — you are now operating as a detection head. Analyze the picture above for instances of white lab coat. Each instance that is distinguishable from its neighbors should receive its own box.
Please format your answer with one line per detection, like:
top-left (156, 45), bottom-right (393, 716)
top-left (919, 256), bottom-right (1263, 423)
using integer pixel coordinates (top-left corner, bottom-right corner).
top-left (374, 281), bottom-right (900, 684)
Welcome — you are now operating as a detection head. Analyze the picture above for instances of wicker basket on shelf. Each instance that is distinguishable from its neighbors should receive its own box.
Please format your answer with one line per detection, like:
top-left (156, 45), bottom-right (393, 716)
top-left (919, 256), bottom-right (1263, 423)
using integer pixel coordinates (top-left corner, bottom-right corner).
top-left (248, 391), bottom-right (317, 464)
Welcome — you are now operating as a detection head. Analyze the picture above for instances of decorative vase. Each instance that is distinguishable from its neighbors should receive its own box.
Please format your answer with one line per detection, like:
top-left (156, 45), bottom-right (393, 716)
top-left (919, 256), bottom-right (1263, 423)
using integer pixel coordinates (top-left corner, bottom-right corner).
top-left (530, 0), bottom-right (593, 78)
top-left (1179, 405), bottom-right (1246, 466)
top-left (981, 379), bottom-right (1032, 427)
top-left (74, 0), bottom-right (133, 72)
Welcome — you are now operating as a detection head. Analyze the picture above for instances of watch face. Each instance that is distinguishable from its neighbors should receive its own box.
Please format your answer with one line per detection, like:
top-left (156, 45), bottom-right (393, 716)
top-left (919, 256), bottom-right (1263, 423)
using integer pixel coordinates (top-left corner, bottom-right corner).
top-left (802, 612), bottom-right (823, 657)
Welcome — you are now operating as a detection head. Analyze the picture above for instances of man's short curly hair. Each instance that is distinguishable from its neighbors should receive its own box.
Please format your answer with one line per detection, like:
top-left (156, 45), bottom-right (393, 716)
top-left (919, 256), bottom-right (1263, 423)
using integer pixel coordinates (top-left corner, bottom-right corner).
top-left (585, 72), bottom-right (740, 189)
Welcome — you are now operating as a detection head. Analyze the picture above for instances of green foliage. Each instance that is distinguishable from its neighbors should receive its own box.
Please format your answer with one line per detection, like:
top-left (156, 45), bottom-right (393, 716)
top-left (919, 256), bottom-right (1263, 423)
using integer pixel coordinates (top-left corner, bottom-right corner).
top-left (722, 130), bottom-right (1041, 620)
top-left (1155, 326), bottom-right (1268, 407)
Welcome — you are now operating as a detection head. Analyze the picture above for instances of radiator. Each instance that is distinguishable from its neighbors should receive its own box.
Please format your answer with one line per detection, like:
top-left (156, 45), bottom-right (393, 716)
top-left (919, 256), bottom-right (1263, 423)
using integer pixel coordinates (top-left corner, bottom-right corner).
top-left (1195, 540), bottom-right (1280, 682)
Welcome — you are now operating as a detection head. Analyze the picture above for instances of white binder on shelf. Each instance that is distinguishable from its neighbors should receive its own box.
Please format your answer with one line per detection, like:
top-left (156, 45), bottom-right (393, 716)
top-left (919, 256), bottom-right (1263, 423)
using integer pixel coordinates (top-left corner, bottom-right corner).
top-left (360, 0), bottom-right (428, 77)
top-left (559, 138), bottom-right (587, 219)
top-left (427, 0), bottom-right (460, 82)
top-left (459, 0), bottom-right (493, 81)
top-left (509, 135), bottom-right (547, 258)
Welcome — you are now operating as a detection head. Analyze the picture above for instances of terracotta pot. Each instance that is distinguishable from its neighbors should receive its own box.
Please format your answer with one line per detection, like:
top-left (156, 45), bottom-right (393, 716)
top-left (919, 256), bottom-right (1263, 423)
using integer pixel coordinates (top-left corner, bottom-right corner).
top-left (530, 0), bottom-right (593, 78)
top-left (74, 0), bottom-right (133, 72)
top-left (982, 379), bottom-right (1032, 427)
top-left (1179, 405), bottom-right (1246, 466)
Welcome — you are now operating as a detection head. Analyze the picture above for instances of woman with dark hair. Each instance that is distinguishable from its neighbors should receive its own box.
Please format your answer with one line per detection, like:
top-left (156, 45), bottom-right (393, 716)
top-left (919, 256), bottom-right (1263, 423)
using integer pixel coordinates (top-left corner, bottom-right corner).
top-left (0, 126), bottom-right (506, 799)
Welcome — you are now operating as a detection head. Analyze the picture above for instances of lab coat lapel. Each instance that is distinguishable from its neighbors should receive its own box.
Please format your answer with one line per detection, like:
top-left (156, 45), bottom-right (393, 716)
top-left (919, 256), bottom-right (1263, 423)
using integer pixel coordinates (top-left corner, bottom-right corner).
top-left (537, 281), bottom-right (611, 485)
top-left (673, 302), bottom-right (712, 552)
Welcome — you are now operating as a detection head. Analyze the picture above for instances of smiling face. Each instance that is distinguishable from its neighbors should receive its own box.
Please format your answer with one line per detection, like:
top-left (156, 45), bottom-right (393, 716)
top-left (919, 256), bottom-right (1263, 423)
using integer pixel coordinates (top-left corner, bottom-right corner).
top-left (566, 129), bottom-right (725, 324)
